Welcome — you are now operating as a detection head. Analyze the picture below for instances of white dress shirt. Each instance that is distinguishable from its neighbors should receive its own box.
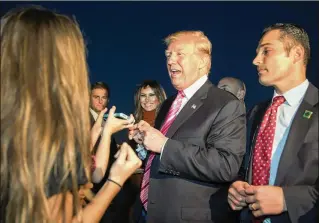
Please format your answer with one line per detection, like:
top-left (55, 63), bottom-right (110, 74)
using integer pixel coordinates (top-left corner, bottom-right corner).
top-left (90, 108), bottom-right (99, 121)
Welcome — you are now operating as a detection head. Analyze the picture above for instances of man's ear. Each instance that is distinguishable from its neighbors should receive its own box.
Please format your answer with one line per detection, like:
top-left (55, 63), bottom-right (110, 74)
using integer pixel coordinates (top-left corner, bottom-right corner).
top-left (237, 90), bottom-right (246, 101)
top-left (199, 54), bottom-right (209, 71)
top-left (292, 45), bottom-right (304, 64)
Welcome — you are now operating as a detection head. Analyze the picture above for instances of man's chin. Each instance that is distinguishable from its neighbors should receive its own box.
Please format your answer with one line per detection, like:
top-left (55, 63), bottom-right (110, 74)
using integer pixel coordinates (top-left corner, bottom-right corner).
top-left (92, 108), bottom-right (103, 113)
top-left (258, 78), bottom-right (273, 87)
top-left (171, 80), bottom-right (184, 91)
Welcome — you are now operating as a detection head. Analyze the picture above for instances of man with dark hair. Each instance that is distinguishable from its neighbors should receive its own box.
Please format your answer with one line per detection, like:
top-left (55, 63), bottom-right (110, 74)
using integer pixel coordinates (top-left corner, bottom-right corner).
top-left (228, 23), bottom-right (318, 223)
top-left (217, 77), bottom-right (246, 103)
top-left (90, 82), bottom-right (110, 123)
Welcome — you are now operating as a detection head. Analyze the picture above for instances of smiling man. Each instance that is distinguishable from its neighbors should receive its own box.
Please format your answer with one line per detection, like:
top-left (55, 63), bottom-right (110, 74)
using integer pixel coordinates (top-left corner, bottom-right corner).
top-left (228, 23), bottom-right (318, 223)
top-left (131, 31), bottom-right (246, 223)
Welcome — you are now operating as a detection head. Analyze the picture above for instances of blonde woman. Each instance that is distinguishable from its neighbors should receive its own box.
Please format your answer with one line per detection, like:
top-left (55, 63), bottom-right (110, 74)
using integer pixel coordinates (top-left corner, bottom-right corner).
top-left (0, 6), bottom-right (141, 223)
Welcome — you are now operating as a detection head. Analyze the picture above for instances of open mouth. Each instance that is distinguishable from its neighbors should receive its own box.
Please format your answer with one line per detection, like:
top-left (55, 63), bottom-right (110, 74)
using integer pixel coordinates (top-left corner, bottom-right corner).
top-left (170, 68), bottom-right (182, 77)
top-left (258, 69), bottom-right (267, 75)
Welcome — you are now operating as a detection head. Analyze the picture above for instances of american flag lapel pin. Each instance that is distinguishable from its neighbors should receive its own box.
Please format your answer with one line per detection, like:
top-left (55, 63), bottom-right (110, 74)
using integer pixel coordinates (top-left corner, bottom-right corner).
top-left (191, 104), bottom-right (196, 109)
top-left (303, 110), bottom-right (313, 119)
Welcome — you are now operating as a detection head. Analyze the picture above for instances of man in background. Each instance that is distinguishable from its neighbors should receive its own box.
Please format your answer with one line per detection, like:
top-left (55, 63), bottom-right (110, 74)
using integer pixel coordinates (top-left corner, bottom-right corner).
top-left (217, 77), bottom-right (246, 103)
top-left (90, 81), bottom-right (110, 124)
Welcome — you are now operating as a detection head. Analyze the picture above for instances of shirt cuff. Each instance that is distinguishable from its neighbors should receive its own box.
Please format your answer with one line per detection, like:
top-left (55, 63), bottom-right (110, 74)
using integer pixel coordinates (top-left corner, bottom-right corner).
top-left (283, 195), bottom-right (287, 212)
top-left (160, 138), bottom-right (169, 160)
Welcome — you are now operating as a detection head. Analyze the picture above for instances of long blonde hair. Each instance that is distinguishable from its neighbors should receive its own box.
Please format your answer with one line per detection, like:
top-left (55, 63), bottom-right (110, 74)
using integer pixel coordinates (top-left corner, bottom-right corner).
top-left (1, 6), bottom-right (91, 222)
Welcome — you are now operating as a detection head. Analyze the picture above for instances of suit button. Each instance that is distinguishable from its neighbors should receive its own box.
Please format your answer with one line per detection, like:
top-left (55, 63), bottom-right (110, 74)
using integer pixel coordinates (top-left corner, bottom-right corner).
top-left (150, 200), bottom-right (155, 204)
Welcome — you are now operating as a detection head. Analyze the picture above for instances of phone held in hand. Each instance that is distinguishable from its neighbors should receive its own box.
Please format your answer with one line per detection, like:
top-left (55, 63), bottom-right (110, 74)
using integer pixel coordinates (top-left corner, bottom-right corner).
top-left (103, 112), bottom-right (129, 120)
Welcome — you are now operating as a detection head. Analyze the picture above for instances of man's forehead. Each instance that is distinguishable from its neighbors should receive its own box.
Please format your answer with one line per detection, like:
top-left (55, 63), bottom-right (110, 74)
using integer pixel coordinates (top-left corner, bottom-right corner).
top-left (257, 30), bottom-right (282, 48)
top-left (219, 78), bottom-right (236, 86)
top-left (166, 38), bottom-right (195, 52)
top-left (92, 88), bottom-right (108, 96)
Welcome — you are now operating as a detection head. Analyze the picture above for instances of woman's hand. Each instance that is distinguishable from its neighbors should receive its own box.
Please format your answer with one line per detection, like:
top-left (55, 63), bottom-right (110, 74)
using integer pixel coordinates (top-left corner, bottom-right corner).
top-left (90, 108), bottom-right (108, 151)
top-left (108, 143), bottom-right (142, 186)
top-left (102, 106), bottom-right (135, 136)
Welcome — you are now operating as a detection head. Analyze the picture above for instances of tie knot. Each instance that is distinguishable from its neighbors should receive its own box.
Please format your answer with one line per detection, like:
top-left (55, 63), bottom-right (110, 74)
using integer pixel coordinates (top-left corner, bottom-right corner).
top-left (272, 96), bottom-right (285, 107)
top-left (177, 90), bottom-right (185, 98)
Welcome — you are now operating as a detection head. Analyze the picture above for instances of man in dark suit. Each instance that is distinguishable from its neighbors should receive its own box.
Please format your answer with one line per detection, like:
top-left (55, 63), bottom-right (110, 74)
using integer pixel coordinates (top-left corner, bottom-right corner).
top-left (228, 23), bottom-right (318, 223)
top-left (130, 31), bottom-right (246, 223)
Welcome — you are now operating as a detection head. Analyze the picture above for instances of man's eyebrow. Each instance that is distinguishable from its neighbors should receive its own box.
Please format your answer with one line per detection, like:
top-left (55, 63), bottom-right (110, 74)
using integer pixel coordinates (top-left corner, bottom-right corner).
top-left (256, 43), bottom-right (273, 53)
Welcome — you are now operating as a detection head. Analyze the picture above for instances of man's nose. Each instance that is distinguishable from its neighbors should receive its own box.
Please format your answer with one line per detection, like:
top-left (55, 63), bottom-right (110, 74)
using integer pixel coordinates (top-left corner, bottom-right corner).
top-left (253, 54), bottom-right (261, 66)
top-left (167, 55), bottom-right (176, 65)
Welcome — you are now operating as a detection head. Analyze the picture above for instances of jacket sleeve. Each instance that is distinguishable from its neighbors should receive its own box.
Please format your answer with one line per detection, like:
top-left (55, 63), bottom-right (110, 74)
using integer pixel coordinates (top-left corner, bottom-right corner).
top-left (159, 99), bottom-right (246, 183)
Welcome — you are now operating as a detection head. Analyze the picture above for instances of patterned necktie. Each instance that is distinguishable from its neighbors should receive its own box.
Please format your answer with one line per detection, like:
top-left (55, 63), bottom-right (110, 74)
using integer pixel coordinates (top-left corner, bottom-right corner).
top-left (251, 96), bottom-right (285, 223)
top-left (140, 90), bottom-right (185, 211)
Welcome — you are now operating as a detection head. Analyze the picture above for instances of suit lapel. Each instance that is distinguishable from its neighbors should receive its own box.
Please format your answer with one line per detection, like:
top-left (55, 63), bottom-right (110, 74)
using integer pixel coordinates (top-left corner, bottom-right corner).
top-left (165, 80), bottom-right (211, 138)
top-left (275, 83), bottom-right (318, 185)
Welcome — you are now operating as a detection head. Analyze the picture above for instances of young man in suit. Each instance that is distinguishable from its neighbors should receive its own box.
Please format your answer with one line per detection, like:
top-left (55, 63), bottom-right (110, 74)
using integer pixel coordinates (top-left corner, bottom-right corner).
top-left (228, 23), bottom-right (318, 223)
top-left (130, 31), bottom-right (246, 223)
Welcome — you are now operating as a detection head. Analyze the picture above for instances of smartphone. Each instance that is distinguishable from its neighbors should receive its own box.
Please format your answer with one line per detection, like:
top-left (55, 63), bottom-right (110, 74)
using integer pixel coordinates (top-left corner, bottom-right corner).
top-left (103, 112), bottom-right (129, 120)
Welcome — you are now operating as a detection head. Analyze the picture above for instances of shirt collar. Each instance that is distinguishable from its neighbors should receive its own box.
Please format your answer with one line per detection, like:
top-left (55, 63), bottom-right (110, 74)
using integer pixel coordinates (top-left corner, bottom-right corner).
top-left (90, 108), bottom-right (99, 121)
top-left (183, 75), bottom-right (208, 100)
top-left (273, 79), bottom-right (309, 106)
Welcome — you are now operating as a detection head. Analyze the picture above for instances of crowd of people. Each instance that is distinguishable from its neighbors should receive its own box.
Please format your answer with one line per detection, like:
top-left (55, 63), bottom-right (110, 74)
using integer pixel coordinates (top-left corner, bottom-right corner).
top-left (1, 5), bottom-right (317, 223)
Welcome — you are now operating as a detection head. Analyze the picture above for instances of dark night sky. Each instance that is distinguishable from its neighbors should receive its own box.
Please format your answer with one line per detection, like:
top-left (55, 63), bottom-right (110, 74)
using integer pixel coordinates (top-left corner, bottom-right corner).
top-left (1, 1), bottom-right (318, 141)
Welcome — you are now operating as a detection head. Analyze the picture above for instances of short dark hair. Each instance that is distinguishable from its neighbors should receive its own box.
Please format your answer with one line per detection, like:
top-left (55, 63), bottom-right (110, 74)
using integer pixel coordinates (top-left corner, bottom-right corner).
top-left (261, 23), bottom-right (310, 65)
top-left (91, 81), bottom-right (110, 98)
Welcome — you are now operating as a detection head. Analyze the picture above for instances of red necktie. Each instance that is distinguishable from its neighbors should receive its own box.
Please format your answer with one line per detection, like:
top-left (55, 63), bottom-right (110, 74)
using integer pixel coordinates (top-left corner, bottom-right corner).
top-left (140, 91), bottom-right (185, 211)
top-left (251, 96), bottom-right (285, 222)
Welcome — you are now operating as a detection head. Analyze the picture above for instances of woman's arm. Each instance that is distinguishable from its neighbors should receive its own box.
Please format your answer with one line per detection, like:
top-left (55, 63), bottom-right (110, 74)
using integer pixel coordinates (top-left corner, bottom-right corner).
top-left (91, 132), bottom-right (112, 183)
top-left (49, 143), bottom-right (142, 223)
top-left (91, 106), bottom-right (135, 183)
top-left (48, 181), bottom-right (121, 223)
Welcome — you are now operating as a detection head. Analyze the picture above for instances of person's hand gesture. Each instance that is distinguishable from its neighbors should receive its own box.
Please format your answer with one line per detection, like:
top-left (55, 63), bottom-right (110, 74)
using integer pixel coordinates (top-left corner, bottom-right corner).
top-left (108, 143), bottom-right (142, 186)
top-left (90, 108), bottom-right (108, 150)
top-left (103, 106), bottom-right (135, 136)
